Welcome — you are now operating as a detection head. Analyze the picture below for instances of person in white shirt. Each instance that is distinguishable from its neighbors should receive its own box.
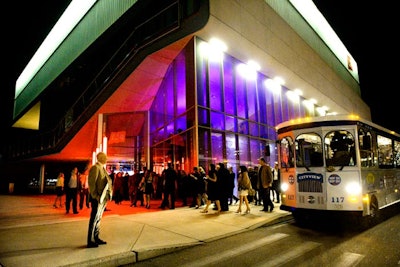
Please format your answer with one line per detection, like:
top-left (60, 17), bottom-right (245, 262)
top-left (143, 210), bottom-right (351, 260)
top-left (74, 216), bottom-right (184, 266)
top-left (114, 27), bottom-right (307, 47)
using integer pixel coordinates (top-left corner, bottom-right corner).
top-left (66, 167), bottom-right (79, 214)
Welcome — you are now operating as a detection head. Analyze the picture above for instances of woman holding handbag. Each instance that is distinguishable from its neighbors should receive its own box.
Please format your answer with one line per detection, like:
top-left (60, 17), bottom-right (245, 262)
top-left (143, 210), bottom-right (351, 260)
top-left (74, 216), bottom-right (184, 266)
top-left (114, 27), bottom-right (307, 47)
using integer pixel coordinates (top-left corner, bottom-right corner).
top-left (236, 166), bottom-right (251, 214)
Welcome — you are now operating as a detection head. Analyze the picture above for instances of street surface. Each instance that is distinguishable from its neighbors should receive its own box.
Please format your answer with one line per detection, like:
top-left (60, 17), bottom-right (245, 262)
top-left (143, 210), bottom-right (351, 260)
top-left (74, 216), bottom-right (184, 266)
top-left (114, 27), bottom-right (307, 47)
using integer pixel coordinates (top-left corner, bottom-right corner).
top-left (126, 211), bottom-right (400, 267)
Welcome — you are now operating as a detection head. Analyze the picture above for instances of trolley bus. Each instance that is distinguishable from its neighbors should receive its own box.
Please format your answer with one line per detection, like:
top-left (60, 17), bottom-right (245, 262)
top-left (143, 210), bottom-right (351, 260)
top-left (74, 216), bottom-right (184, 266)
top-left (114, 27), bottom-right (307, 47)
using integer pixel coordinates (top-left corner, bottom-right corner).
top-left (276, 115), bottom-right (400, 226)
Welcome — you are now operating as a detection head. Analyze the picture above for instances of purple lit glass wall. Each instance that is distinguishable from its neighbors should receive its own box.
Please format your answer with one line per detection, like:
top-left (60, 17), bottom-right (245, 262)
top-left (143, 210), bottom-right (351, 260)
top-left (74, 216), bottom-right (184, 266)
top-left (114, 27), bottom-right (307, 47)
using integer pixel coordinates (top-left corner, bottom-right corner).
top-left (149, 47), bottom-right (192, 169)
top-left (148, 37), bottom-right (315, 173)
top-left (195, 37), bottom-right (313, 168)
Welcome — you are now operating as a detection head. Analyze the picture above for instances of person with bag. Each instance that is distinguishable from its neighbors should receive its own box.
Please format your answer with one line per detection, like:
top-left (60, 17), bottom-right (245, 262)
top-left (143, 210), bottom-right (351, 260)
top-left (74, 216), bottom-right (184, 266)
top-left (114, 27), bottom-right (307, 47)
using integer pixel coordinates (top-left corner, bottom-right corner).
top-left (236, 165), bottom-right (251, 214)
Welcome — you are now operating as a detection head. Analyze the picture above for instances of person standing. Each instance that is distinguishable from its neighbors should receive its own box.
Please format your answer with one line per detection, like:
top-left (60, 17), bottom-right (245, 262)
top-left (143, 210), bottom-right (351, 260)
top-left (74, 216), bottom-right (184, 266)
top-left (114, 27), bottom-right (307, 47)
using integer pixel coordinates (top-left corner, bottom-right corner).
top-left (160, 162), bottom-right (178, 209)
top-left (53, 172), bottom-right (65, 208)
top-left (113, 171), bottom-right (124, 205)
top-left (227, 166), bottom-right (239, 205)
top-left (66, 167), bottom-right (79, 214)
top-left (128, 170), bottom-right (139, 207)
top-left (217, 162), bottom-right (230, 212)
top-left (87, 152), bottom-right (113, 248)
top-left (271, 162), bottom-right (281, 203)
top-left (251, 166), bottom-right (261, 206)
top-left (139, 169), bottom-right (154, 209)
top-left (248, 167), bottom-right (258, 205)
top-left (189, 167), bottom-right (205, 209)
top-left (178, 170), bottom-right (189, 206)
top-left (79, 167), bottom-right (90, 210)
top-left (133, 167), bottom-right (146, 207)
top-left (257, 157), bottom-right (274, 212)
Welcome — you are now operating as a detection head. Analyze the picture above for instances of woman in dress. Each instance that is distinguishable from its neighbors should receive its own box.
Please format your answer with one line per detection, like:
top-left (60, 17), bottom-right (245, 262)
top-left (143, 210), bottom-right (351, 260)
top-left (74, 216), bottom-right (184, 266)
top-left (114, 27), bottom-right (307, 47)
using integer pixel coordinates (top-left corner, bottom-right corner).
top-left (236, 166), bottom-right (251, 214)
top-left (53, 172), bottom-right (65, 208)
top-left (139, 169), bottom-right (154, 209)
top-left (201, 164), bottom-right (221, 214)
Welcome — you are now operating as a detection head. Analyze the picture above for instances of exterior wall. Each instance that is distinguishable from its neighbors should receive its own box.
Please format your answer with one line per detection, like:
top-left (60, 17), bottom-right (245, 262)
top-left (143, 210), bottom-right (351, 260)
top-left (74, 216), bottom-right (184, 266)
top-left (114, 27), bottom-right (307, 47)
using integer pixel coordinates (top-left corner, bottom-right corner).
top-left (149, 38), bottom-right (197, 173)
top-left (148, 35), bottom-right (330, 175)
top-left (195, 0), bottom-right (370, 119)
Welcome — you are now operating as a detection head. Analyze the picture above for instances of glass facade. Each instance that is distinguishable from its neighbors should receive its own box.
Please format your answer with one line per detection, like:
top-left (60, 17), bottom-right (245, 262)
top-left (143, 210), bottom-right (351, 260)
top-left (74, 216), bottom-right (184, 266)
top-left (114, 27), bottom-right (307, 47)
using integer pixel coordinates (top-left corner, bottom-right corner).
top-left (148, 37), bottom-right (317, 175)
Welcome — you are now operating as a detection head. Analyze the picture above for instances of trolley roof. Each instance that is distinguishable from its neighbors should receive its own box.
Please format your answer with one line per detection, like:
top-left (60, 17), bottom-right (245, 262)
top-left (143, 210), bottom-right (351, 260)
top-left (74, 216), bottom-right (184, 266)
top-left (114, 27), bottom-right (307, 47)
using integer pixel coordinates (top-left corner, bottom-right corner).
top-left (275, 114), bottom-right (400, 138)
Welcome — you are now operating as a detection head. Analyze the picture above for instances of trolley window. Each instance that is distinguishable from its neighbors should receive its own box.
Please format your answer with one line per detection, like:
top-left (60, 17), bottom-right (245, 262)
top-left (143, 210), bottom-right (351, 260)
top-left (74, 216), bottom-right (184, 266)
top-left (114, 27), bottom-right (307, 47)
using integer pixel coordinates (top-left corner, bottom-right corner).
top-left (358, 128), bottom-right (374, 167)
top-left (395, 140), bottom-right (400, 168)
top-left (280, 136), bottom-right (294, 168)
top-left (295, 133), bottom-right (323, 167)
top-left (325, 130), bottom-right (355, 167)
top-left (377, 135), bottom-right (393, 168)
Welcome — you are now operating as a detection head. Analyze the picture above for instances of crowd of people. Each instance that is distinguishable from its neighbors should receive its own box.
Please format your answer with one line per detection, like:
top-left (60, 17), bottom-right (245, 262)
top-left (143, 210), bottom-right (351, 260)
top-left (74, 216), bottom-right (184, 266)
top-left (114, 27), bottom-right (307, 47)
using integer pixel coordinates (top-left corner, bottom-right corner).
top-left (52, 157), bottom-right (281, 216)
top-left (51, 152), bottom-right (281, 248)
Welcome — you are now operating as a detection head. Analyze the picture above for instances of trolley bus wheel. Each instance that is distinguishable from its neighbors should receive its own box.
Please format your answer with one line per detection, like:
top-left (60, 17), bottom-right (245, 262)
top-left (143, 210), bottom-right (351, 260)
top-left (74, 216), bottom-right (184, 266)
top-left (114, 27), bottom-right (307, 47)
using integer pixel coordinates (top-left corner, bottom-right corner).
top-left (368, 197), bottom-right (380, 226)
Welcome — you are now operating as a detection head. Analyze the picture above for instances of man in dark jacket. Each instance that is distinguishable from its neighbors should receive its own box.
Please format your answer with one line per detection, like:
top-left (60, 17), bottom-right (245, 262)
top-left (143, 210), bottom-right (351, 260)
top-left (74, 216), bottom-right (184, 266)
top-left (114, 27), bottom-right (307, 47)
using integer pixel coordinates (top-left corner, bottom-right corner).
top-left (160, 162), bottom-right (178, 209)
top-left (217, 162), bottom-right (231, 211)
top-left (257, 157), bottom-right (274, 212)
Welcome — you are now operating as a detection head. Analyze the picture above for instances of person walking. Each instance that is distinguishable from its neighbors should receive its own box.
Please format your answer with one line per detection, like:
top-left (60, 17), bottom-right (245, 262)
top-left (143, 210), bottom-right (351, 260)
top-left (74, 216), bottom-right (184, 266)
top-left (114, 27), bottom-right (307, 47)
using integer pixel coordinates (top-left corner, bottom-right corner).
top-left (201, 163), bottom-right (221, 214)
top-left (160, 162), bottom-right (178, 209)
top-left (87, 152), bottom-right (113, 248)
top-left (65, 167), bottom-right (79, 214)
top-left (53, 172), bottom-right (65, 208)
top-left (257, 157), bottom-right (274, 212)
top-left (236, 166), bottom-right (251, 214)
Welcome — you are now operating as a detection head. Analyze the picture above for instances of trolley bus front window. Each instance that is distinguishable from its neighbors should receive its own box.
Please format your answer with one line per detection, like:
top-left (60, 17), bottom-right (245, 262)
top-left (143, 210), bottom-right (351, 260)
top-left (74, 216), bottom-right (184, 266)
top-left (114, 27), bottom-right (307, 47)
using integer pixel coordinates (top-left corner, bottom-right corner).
top-left (325, 130), bottom-right (355, 167)
top-left (295, 133), bottom-right (323, 169)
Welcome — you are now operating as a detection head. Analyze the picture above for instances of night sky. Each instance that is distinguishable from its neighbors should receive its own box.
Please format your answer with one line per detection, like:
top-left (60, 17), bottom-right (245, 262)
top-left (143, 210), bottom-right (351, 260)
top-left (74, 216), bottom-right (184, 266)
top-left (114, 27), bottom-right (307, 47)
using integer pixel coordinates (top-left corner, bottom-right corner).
top-left (312, 1), bottom-right (398, 133)
top-left (3, 1), bottom-right (398, 134)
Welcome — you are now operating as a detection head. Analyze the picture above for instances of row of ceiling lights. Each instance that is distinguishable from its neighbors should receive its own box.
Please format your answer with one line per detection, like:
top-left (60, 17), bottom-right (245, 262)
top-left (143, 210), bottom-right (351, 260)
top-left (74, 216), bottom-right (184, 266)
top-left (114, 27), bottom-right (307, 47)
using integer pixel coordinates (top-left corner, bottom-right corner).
top-left (199, 37), bottom-right (337, 117)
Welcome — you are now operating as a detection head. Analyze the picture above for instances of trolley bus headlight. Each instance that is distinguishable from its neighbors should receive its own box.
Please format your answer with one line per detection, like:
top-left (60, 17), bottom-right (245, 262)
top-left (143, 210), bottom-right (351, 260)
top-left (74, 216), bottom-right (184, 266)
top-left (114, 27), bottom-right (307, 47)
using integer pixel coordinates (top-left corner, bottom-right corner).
top-left (281, 183), bottom-right (289, 192)
top-left (345, 182), bottom-right (361, 195)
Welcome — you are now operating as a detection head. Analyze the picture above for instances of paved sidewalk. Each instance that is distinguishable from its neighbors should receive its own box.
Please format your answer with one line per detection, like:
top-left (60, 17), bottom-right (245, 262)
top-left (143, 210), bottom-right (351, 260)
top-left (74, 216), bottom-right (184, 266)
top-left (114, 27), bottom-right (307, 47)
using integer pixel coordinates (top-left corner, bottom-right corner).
top-left (0, 194), bottom-right (292, 267)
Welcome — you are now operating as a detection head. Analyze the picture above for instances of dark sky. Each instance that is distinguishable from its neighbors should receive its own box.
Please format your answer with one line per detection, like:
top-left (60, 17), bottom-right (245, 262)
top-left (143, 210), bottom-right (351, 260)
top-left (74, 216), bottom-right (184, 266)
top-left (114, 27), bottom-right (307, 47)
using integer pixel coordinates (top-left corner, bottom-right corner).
top-left (3, 1), bottom-right (398, 133)
top-left (3, 1), bottom-right (72, 133)
top-left (312, 1), bottom-right (398, 133)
